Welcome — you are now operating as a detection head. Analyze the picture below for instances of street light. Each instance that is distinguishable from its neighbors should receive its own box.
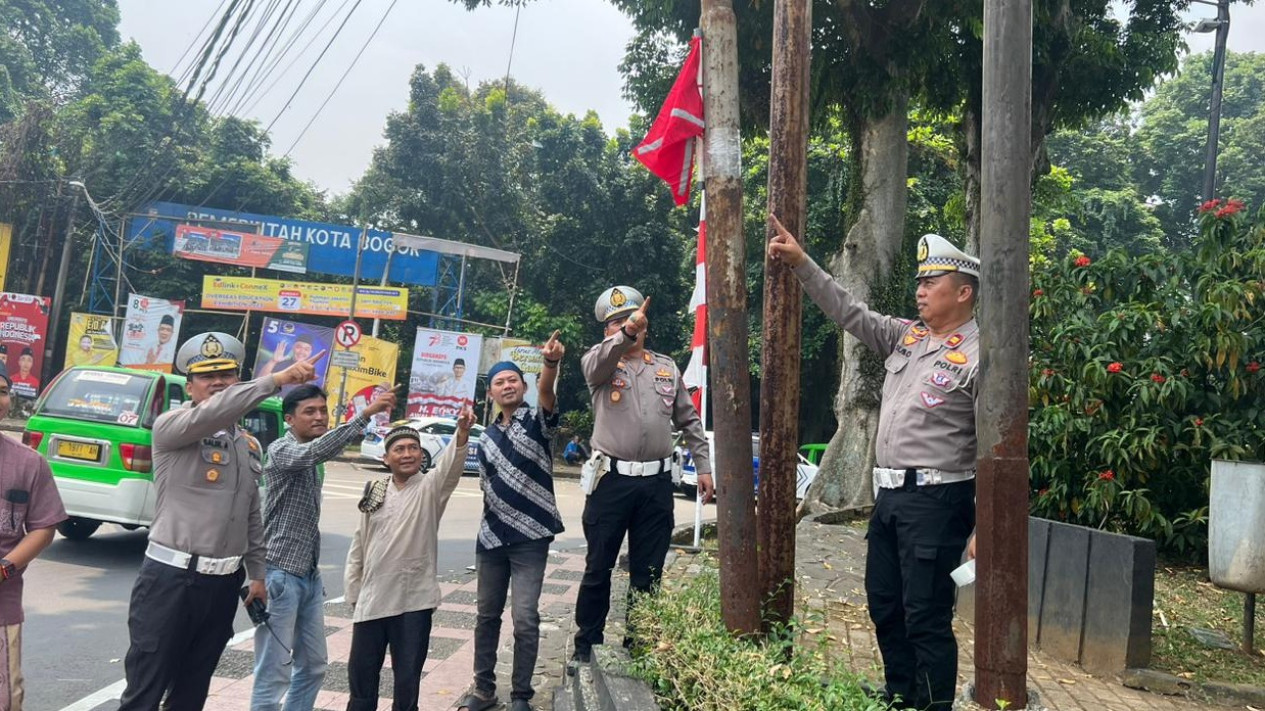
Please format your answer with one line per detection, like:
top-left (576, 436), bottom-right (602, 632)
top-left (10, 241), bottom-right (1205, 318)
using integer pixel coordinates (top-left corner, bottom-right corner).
top-left (1192, 0), bottom-right (1231, 201)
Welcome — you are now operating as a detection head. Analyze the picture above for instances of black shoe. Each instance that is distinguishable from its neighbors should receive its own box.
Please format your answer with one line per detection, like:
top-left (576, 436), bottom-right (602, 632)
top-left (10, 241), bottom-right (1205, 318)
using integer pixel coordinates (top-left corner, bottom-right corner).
top-left (566, 653), bottom-right (591, 676)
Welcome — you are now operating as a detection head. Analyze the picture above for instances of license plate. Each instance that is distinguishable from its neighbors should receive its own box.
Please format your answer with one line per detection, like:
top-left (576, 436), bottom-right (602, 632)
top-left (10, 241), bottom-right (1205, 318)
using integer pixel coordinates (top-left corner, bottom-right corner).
top-left (57, 440), bottom-right (102, 462)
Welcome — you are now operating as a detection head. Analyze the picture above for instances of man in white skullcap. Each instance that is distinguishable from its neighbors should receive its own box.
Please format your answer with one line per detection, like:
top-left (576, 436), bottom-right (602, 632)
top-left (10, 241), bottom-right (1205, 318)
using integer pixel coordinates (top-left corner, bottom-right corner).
top-left (769, 223), bottom-right (980, 710)
top-left (119, 332), bottom-right (324, 711)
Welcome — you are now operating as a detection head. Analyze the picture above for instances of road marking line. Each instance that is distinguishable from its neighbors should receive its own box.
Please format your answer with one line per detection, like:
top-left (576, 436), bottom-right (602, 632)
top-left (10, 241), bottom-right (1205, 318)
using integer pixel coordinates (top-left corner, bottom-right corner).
top-left (58, 597), bottom-right (348, 711)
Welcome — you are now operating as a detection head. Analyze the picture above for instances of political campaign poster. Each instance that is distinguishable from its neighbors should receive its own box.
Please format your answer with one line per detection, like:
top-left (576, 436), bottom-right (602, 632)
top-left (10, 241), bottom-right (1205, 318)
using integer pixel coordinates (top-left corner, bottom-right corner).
top-left (325, 335), bottom-right (398, 428)
top-left (64, 313), bottom-right (119, 369)
top-left (252, 318), bottom-right (334, 393)
top-left (0, 293), bottom-right (50, 398)
top-left (174, 224), bottom-right (309, 273)
top-left (118, 293), bottom-right (185, 373)
top-left (499, 338), bottom-right (544, 409)
top-left (200, 275), bottom-right (409, 320)
top-left (407, 328), bottom-right (482, 418)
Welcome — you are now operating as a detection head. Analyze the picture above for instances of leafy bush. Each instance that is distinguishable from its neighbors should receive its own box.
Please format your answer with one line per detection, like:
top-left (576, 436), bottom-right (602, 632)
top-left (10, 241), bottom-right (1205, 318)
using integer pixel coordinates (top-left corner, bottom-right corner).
top-left (1029, 199), bottom-right (1264, 556)
top-left (628, 557), bottom-right (889, 711)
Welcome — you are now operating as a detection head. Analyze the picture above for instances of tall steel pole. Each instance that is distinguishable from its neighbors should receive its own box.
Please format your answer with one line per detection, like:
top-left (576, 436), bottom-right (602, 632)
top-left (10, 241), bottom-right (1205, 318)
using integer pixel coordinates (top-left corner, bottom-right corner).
top-left (758, 0), bottom-right (810, 631)
top-left (1203, 0), bottom-right (1231, 201)
top-left (976, 0), bottom-right (1032, 706)
top-left (700, 0), bottom-right (760, 636)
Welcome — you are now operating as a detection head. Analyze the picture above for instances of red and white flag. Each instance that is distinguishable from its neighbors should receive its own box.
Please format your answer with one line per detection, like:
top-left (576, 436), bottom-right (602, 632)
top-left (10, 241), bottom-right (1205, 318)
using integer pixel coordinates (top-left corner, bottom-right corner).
top-left (682, 192), bottom-right (707, 415)
top-left (631, 36), bottom-right (705, 206)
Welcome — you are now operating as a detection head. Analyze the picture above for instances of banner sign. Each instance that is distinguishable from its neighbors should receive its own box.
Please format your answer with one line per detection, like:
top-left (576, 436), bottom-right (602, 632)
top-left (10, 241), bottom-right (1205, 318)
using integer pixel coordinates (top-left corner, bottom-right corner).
top-left (132, 201), bottom-right (440, 286)
top-left (119, 293), bottom-right (185, 373)
top-left (326, 335), bottom-right (398, 428)
top-left (0, 293), bottom-right (50, 398)
top-left (252, 317), bottom-right (334, 392)
top-left (65, 313), bottom-right (119, 369)
top-left (201, 275), bottom-right (409, 321)
top-left (0, 224), bottom-right (12, 292)
top-left (174, 224), bottom-right (309, 273)
top-left (499, 338), bottom-right (544, 409)
top-left (407, 328), bottom-right (482, 418)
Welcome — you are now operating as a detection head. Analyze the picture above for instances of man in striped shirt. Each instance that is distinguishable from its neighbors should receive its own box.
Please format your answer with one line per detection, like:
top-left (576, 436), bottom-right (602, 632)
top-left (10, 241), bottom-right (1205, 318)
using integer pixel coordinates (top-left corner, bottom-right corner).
top-left (458, 333), bottom-right (566, 711)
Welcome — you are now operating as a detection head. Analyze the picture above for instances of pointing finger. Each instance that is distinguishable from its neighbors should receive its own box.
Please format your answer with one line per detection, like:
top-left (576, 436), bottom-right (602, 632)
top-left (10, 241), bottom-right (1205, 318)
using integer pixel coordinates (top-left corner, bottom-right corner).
top-left (307, 349), bottom-right (327, 364)
top-left (638, 295), bottom-right (651, 314)
top-left (769, 214), bottom-right (789, 238)
top-left (548, 329), bottom-right (561, 344)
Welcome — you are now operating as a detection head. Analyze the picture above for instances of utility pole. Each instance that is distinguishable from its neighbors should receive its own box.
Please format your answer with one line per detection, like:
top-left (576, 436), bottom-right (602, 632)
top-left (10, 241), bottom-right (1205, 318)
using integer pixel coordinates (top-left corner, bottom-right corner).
top-left (758, 0), bottom-right (810, 631)
top-left (976, 0), bottom-right (1032, 707)
top-left (45, 180), bottom-right (81, 383)
top-left (335, 226), bottom-right (368, 423)
top-left (1203, 0), bottom-right (1231, 201)
top-left (700, 0), bottom-right (760, 636)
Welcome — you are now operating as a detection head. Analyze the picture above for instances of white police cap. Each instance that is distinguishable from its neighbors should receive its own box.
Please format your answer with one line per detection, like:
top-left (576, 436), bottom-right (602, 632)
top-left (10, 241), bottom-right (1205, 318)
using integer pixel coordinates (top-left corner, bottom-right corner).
top-left (916, 234), bottom-right (980, 279)
top-left (176, 332), bottom-right (245, 375)
top-left (594, 286), bottom-right (644, 323)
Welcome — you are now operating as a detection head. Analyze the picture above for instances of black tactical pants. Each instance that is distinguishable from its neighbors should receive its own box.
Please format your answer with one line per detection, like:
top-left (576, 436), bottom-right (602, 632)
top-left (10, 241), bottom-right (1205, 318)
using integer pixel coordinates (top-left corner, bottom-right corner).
top-left (573, 471), bottom-right (674, 658)
top-left (866, 476), bottom-right (975, 710)
top-left (118, 557), bottom-right (246, 711)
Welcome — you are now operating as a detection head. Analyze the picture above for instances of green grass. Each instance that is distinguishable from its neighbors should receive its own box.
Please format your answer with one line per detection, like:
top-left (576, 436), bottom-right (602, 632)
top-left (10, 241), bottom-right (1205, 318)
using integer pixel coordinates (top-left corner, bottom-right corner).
top-left (629, 555), bottom-right (890, 711)
top-left (1150, 562), bottom-right (1265, 686)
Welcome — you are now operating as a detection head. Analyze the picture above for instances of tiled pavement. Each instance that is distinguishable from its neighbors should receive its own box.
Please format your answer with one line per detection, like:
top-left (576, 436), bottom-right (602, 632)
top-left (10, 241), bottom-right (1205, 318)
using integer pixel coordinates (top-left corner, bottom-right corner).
top-left (195, 549), bottom-right (600, 711)
top-left (789, 519), bottom-right (1222, 711)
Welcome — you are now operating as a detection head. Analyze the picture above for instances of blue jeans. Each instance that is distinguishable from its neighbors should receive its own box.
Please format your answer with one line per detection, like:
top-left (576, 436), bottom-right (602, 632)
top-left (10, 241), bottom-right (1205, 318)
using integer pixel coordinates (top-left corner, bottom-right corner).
top-left (251, 567), bottom-right (328, 711)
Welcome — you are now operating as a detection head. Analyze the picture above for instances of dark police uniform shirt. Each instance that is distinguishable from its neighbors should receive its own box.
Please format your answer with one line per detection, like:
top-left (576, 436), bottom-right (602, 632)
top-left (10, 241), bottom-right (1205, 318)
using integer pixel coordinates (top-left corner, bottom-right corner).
top-left (793, 256), bottom-right (979, 473)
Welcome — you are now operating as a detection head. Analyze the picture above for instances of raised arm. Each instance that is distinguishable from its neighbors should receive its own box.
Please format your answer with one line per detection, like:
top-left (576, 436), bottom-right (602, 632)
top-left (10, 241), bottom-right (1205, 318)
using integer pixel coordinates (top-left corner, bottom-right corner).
top-left (538, 331), bottom-right (564, 413)
top-left (152, 378), bottom-right (279, 450)
top-left (429, 405), bottom-right (475, 509)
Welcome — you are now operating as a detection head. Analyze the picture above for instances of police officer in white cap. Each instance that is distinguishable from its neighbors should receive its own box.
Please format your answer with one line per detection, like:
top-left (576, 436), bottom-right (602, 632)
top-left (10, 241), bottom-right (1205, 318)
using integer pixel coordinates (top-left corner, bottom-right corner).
top-left (569, 287), bottom-right (713, 672)
top-left (119, 332), bottom-right (324, 711)
top-left (769, 220), bottom-right (980, 710)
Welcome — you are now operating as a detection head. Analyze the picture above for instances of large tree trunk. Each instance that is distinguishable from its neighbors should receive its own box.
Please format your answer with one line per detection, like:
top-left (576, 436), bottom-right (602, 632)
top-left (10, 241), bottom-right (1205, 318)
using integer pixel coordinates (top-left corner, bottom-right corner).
top-left (801, 94), bottom-right (910, 515)
top-left (962, 104), bottom-right (983, 255)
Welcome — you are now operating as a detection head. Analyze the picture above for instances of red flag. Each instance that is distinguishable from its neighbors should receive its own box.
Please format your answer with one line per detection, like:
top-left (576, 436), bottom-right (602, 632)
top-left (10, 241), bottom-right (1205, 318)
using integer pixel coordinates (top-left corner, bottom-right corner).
top-left (632, 37), bottom-right (705, 206)
top-left (683, 192), bottom-right (707, 415)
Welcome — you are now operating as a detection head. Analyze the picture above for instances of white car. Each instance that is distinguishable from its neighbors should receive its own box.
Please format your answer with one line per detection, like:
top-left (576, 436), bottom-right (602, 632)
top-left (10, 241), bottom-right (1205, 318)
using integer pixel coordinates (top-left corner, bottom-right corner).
top-left (671, 431), bottom-right (819, 500)
top-left (359, 416), bottom-right (485, 473)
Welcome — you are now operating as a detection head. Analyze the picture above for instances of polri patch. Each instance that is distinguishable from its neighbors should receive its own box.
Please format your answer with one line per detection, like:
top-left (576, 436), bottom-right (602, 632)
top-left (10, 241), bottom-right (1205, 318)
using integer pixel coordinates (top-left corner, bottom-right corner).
top-left (946, 351), bottom-right (968, 365)
top-left (946, 333), bottom-right (965, 349)
top-left (920, 392), bottom-right (946, 408)
top-left (930, 371), bottom-right (954, 389)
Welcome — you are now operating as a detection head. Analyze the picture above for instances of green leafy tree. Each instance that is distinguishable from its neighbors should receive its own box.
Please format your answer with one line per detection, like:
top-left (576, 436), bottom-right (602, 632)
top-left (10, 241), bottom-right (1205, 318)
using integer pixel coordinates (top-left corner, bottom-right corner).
top-left (1135, 51), bottom-right (1265, 248)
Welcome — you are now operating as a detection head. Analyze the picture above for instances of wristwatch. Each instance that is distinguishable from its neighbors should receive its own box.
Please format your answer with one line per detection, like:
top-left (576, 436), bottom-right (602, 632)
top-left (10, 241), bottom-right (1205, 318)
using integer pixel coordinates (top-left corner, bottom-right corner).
top-left (0, 560), bottom-right (15, 581)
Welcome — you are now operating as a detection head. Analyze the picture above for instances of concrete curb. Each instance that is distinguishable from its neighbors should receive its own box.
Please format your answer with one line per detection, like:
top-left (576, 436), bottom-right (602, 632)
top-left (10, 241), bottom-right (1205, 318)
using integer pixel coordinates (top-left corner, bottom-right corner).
top-left (563, 645), bottom-right (660, 711)
top-left (1123, 668), bottom-right (1265, 707)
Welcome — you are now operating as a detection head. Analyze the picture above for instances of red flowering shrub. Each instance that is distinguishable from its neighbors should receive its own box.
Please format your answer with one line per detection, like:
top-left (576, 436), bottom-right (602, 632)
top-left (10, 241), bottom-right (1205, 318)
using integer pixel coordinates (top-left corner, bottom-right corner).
top-left (1030, 201), bottom-right (1265, 557)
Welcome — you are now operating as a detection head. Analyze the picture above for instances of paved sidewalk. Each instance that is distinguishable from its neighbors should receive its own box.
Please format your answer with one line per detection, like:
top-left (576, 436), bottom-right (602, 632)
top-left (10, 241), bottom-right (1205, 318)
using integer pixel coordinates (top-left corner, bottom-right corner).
top-left (87, 549), bottom-right (606, 711)
top-left (784, 518), bottom-right (1217, 711)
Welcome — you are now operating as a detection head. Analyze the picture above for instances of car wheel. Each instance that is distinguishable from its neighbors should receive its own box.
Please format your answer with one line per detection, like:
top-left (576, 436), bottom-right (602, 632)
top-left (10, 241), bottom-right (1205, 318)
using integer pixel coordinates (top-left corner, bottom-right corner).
top-left (679, 483), bottom-right (697, 500)
top-left (58, 517), bottom-right (102, 541)
top-left (420, 448), bottom-right (433, 471)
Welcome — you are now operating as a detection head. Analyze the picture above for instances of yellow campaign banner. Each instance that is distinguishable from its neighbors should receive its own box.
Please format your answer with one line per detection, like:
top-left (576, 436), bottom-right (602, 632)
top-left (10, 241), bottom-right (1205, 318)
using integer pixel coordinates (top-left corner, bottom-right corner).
top-left (200, 275), bottom-right (409, 321)
top-left (325, 335), bottom-right (399, 427)
top-left (0, 223), bottom-right (12, 292)
top-left (64, 313), bottom-right (119, 369)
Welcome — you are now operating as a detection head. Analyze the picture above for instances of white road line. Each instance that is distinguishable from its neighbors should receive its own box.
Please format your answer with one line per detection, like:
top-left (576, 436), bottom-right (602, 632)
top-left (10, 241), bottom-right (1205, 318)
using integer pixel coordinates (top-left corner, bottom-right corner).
top-left (58, 597), bottom-right (348, 711)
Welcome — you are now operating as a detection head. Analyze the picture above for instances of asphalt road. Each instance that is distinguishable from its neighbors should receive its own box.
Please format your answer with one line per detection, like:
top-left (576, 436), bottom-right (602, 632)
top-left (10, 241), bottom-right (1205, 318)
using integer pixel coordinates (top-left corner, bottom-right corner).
top-left (26, 458), bottom-right (707, 711)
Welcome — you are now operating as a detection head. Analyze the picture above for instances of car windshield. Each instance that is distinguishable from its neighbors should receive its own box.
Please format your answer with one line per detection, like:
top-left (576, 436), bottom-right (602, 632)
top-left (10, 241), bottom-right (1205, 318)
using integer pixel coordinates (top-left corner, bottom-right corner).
top-left (38, 370), bottom-right (151, 426)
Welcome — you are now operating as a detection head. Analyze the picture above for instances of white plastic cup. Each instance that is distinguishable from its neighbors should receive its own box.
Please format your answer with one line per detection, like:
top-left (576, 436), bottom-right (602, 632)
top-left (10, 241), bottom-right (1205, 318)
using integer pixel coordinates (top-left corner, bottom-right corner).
top-left (950, 558), bottom-right (976, 587)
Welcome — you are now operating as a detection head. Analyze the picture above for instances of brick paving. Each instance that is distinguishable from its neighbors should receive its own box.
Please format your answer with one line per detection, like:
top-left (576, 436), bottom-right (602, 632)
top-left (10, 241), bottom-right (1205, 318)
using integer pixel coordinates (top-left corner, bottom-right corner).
top-left (786, 518), bottom-right (1217, 711)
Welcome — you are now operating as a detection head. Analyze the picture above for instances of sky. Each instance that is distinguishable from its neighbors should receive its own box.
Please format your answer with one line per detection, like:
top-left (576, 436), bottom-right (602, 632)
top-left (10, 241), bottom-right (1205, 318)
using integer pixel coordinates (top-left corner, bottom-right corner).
top-left (116, 0), bottom-right (639, 195)
top-left (115, 1), bottom-right (1265, 197)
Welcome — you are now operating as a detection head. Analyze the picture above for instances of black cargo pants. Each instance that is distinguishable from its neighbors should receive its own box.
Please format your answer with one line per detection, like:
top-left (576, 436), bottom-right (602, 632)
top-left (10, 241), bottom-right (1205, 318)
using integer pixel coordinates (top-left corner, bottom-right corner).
top-left (866, 474), bottom-right (975, 710)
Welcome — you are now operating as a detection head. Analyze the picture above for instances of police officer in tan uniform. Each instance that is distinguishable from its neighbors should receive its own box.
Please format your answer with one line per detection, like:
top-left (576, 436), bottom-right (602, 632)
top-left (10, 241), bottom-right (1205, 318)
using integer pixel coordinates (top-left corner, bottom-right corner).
top-left (119, 332), bottom-right (322, 711)
top-left (770, 220), bottom-right (979, 710)
top-left (569, 287), bottom-right (714, 671)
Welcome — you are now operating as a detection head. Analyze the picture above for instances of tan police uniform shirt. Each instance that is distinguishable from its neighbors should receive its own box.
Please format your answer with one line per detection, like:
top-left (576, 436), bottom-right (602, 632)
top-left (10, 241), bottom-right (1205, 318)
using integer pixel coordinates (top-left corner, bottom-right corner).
top-left (149, 377), bottom-right (279, 580)
top-left (582, 330), bottom-right (711, 475)
top-left (793, 257), bottom-right (979, 473)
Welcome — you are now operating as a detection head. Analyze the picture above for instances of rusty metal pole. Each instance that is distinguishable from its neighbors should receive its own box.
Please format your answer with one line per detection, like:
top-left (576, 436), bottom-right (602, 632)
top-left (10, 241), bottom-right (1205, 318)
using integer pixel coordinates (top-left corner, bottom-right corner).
top-left (701, 0), bottom-right (760, 636)
top-left (758, 0), bottom-right (810, 631)
top-left (976, 0), bottom-right (1032, 707)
